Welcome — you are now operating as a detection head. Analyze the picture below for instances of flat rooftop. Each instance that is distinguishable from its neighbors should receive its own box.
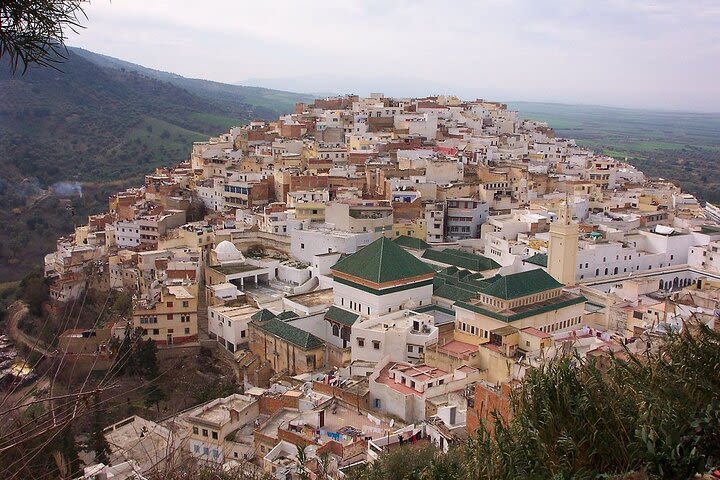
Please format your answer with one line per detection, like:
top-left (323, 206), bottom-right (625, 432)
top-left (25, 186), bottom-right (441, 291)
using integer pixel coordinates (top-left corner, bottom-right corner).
top-left (257, 408), bottom-right (300, 438)
top-left (437, 340), bottom-right (477, 358)
top-left (356, 310), bottom-right (435, 333)
top-left (104, 416), bottom-right (173, 471)
top-left (189, 395), bottom-right (255, 425)
top-left (210, 304), bottom-right (258, 319)
top-left (211, 263), bottom-right (265, 275)
top-left (285, 288), bottom-right (334, 307)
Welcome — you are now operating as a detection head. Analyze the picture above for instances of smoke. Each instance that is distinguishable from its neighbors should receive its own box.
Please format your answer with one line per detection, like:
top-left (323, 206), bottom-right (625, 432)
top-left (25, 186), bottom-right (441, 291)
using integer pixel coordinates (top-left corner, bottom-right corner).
top-left (51, 181), bottom-right (83, 198)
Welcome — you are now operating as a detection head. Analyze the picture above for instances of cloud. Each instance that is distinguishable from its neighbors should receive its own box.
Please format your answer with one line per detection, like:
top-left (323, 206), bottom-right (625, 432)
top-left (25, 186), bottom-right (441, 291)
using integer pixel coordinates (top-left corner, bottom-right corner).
top-left (68, 0), bottom-right (720, 111)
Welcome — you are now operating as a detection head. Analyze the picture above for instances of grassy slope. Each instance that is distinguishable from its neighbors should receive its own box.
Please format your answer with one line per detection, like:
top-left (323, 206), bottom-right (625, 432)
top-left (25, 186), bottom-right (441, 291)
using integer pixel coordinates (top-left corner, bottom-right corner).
top-left (508, 102), bottom-right (720, 202)
top-left (0, 52), bottom-right (256, 282)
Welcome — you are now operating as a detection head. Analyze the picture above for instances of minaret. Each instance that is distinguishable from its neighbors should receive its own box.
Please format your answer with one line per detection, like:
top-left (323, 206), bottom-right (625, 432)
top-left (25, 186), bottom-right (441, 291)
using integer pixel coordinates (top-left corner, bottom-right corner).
top-left (548, 196), bottom-right (579, 286)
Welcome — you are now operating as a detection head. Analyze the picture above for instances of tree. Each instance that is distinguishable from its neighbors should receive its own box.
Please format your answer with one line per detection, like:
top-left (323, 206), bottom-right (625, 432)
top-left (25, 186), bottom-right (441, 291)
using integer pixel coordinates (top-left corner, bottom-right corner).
top-left (110, 291), bottom-right (133, 318)
top-left (464, 322), bottom-right (720, 479)
top-left (0, 1), bottom-right (88, 73)
top-left (295, 444), bottom-right (310, 480)
top-left (88, 392), bottom-right (110, 465)
top-left (143, 383), bottom-right (166, 414)
top-left (52, 424), bottom-right (81, 480)
top-left (136, 337), bottom-right (159, 379)
top-left (19, 272), bottom-right (49, 316)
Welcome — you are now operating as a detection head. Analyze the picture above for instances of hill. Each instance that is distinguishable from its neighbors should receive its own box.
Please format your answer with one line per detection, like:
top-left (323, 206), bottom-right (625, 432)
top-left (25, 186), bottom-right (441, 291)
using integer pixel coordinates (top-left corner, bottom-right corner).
top-left (0, 50), bottom-right (304, 282)
top-left (508, 101), bottom-right (720, 202)
top-left (71, 47), bottom-right (315, 115)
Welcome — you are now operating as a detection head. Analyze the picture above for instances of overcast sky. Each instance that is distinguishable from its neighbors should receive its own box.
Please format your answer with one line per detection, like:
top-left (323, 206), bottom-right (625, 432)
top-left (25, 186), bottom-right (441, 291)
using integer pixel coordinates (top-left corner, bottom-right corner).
top-left (68, 0), bottom-right (720, 112)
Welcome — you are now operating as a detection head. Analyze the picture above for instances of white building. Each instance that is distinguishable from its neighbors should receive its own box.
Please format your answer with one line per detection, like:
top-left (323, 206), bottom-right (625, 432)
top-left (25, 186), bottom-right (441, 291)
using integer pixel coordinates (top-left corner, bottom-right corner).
top-left (369, 362), bottom-right (481, 422)
top-left (351, 310), bottom-right (438, 364)
top-left (208, 304), bottom-right (257, 353)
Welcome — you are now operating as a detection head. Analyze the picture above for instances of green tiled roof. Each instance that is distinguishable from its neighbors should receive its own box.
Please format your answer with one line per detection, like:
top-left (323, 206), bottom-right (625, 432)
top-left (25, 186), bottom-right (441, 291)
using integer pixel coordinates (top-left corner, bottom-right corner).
top-left (422, 248), bottom-right (500, 272)
top-left (523, 253), bottom-right (547, 267)
top-left (434, 267), bottom-right (498, 290)
top-left (434, 284), bottom-right (478, 302)
top-left (251, 309), bottom-right (277, 322)
top-left (256, 318), bottom-right (324, 350)
top-left (331, 237), bottom-right (435, 284)
top-left (480, 269), bottom-right (563, 300)
top-left (277, 311), bottom-right (299, 321)
top-left (393, 235), bottom-right (430, 250)
top-left (325, 305), bottom-right (360, 326)
top-left (455, 295), bottom-right (587, 323)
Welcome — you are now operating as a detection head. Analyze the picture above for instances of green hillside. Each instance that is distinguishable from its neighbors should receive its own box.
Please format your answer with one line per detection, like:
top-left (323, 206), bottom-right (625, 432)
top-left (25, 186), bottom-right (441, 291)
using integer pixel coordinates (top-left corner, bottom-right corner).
top-left (70, 47), bottom-right (315, 116)
top-left (508, 102), bottom-right (720, 202)
top-left (0, 51), bottom-right (287, 282)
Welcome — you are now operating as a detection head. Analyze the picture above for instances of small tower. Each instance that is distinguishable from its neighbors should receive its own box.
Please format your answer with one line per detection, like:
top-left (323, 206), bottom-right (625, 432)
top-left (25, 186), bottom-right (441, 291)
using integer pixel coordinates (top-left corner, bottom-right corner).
top-left (548, 196), bottom-right (579, 286)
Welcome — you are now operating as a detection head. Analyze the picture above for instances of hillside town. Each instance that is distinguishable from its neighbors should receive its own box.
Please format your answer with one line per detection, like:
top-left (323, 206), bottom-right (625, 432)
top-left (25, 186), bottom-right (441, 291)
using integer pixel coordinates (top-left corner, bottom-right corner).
top-left (40, 94), bottom-right (720, 479)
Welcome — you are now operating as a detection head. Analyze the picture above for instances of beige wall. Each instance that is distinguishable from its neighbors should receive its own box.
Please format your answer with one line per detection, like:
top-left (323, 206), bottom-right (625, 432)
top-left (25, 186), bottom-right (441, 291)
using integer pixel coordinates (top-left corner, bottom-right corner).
top-left (133, 284), bottom-right (198, 346)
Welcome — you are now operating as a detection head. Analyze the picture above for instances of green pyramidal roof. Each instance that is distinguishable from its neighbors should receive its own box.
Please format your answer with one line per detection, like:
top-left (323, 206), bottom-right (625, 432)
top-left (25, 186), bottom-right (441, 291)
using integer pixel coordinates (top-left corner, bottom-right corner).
top-left (523, 253), bottom-right (548, 268)
top-left (256, 318), bottom-right (324, 350)
top-left (331, 236), bottom-right (435, 285)
top-left (480, 269), bottom-right (563, 300)
top-left (251, 309), bottom-right (277, 322)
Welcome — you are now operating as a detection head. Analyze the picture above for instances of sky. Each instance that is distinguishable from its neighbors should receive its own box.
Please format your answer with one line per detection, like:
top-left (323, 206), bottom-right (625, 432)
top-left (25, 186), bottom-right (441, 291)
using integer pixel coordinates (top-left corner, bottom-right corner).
top-left (67, 0), bottom-right (720, 112)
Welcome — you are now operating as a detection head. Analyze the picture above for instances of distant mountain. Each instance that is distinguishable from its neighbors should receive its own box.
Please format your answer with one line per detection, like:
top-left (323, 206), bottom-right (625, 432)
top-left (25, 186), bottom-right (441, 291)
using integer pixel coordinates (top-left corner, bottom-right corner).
top-left (72, 48), bottom-right (315, 116)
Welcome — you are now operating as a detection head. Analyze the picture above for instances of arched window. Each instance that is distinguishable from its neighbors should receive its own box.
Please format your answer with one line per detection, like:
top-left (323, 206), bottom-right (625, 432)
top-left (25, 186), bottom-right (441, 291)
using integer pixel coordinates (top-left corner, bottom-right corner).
top-left (332, 324), bottom-right (339, 337)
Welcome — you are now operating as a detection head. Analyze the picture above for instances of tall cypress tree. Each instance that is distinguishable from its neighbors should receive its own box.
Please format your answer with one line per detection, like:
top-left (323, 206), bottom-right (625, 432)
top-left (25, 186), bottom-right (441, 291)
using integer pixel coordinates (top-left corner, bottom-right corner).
top-left (88, 392), bottom-right (111, 465)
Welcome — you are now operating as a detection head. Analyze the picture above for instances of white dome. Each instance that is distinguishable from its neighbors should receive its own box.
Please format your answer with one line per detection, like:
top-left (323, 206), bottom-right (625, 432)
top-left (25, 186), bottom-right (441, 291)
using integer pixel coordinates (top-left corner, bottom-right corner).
top-left (215, 240), bottom-right (245, 264)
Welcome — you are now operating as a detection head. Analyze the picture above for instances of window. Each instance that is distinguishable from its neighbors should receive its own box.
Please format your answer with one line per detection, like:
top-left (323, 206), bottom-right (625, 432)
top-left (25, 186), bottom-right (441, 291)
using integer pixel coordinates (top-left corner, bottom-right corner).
top-left (167, 302), bottom-right (173, 308)
top-left (193, 426), bottom-right (199, 434)
top-left (183, 301), bottom-right (189, 307)
top-left (167, 314), bottom-right (173, 320)
top-left (185, 328), bottom-right (190, 334)
top-left (194, 444), bottom-right (200, 453)
top-left (212, 431), bottom-right (218, 440)
top-left (301, 243), bottom-right (305, 249)
top-left (152, 329), bottom-right (159, 335)
top-left (357, 338), bottom-right (365, 347)
top-left (372, 340), bottom-right (380, 350)
top-left (202, 429), bottom-right (208, 437)
top-left (407, 345), bottom-right (413, 353)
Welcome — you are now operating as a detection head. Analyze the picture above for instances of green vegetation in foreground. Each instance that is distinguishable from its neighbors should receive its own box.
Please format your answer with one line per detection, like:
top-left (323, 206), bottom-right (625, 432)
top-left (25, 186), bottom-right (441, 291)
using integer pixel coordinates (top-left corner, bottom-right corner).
top-left (352, 322), bottom-right (720, 480)
top-left (509, 102), bottom-right (720, 203)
